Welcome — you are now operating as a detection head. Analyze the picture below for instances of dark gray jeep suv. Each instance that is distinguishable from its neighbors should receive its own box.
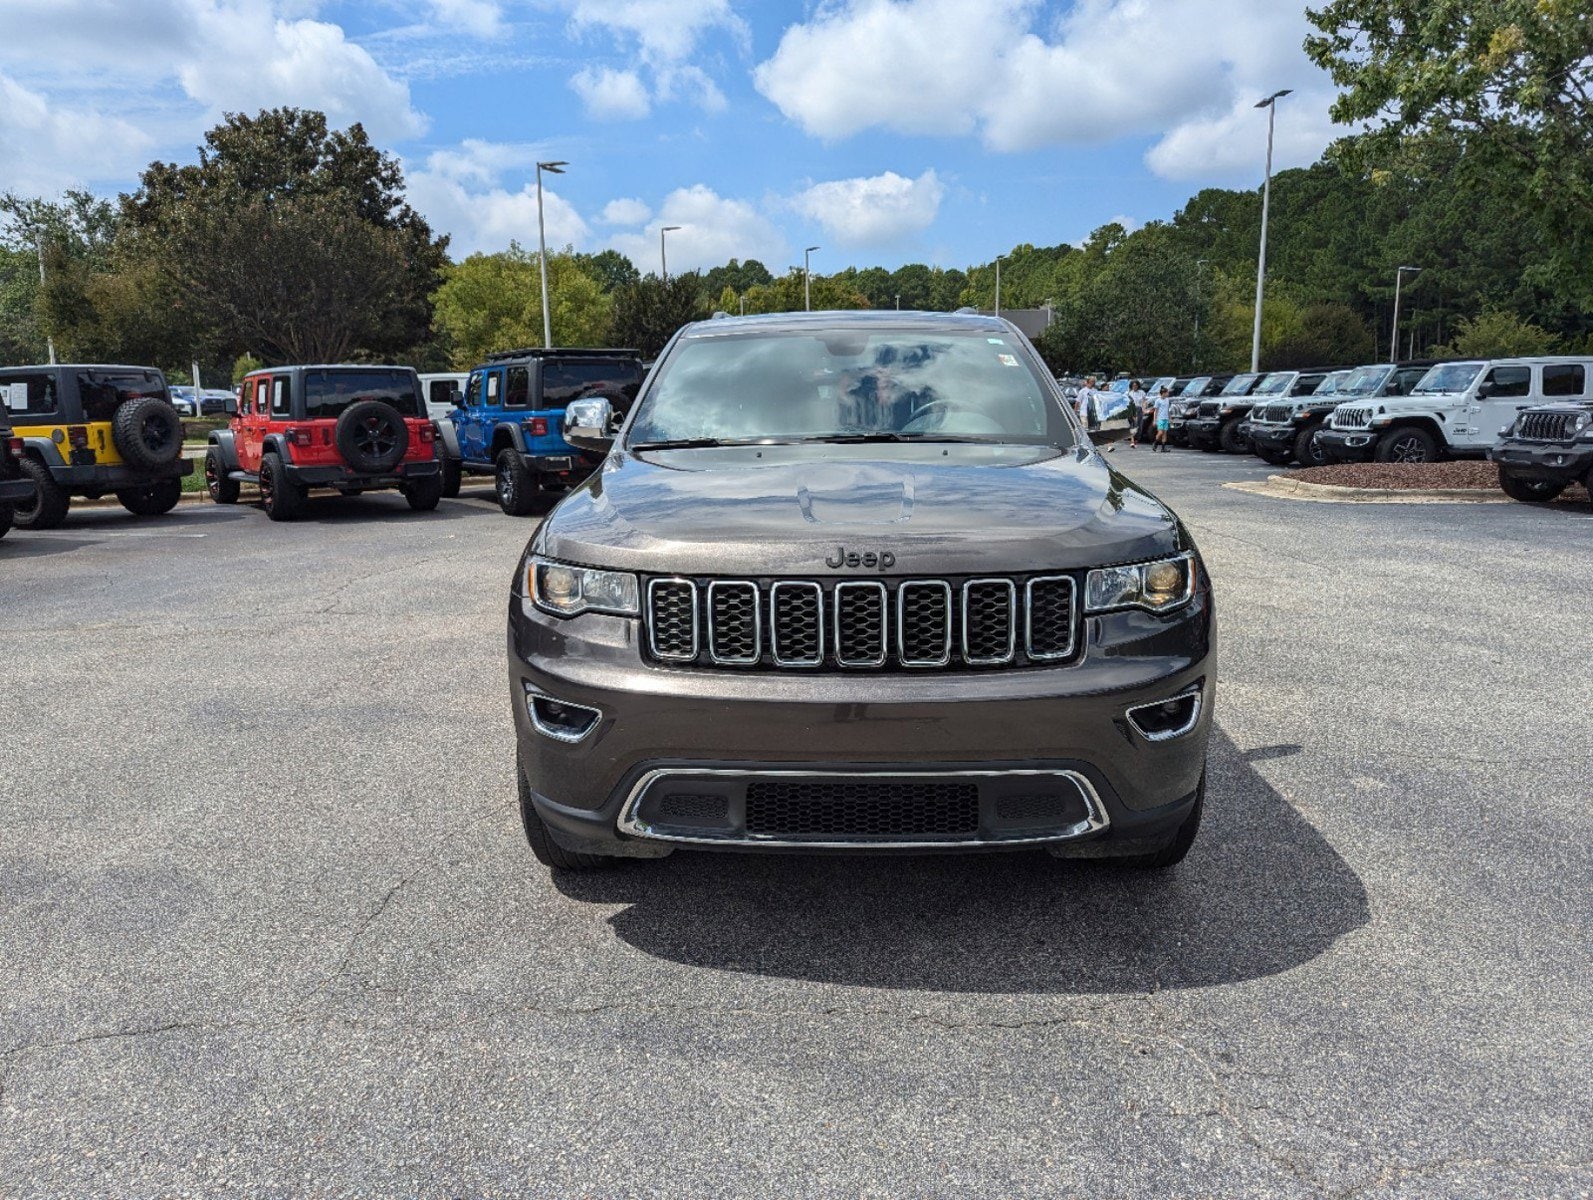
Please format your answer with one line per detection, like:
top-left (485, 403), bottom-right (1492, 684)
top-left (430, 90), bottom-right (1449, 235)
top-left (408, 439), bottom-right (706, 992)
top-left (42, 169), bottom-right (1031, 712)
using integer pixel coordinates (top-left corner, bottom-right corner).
top-left (507, 312), bottom-right (1215, 872)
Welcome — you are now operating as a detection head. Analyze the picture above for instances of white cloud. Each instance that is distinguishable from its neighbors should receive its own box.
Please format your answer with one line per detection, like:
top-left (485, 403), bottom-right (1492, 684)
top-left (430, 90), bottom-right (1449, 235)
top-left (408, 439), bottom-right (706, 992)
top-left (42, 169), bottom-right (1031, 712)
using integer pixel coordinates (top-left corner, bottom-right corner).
top-left (600, 197), bottom-right (652, 225)
top-left (567, 0), bottom-right (747, 65)
top-left (789, 169), bottom-right (945, 248)
top-left (569, 66), bottom-right (652, 120)
top-left (428, 0), bottom-right (503, 37)
top-left (753, 0), bottom-right (1337, 182)
top-left (407, 143), bottom-right (589, 257)
top-left (0, 70), bottom-right (154, 193)
top-left (607, 185), bottom-right (786, 275)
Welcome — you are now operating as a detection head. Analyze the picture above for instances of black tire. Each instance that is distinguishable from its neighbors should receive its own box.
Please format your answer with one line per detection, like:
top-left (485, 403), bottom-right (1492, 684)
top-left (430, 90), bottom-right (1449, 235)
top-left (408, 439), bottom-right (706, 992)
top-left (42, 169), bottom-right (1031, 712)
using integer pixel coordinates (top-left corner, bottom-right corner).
top-left (334, 401), bottom-right (409, 473)
top-left (0, 500), bottom-right (12, 541)
top-left (518, 752), bottom-right (615, 871)
top-left (1497, 470), bottom-right (1565, 504)
top-left (1218, 417), bottom-right (1248, 454)
top-left (115, 476), bottom-right (182, 517)
top-left (112, 398), bottom-right (185, 470)
top-left (1113, 772), bottom-right (1205, 870)
top-left (260, 454), bottom-right (303, 522)
top-left (13, 458), bottom-right (70, 530)
top-left (495, 448), bottom-right (537, 516)
top-left (1255, 447), bottom-right (1292, 466)
top-left (1294, 424), bottom-right (1330, 468)
top-left (440, 452), bottom-right (461, 498)
top-left (205, 448), bottom-right (240, 504)
top-left (403, 472), bottom-right (443, 512)
top-left (1373, 426), bottom-right (1438, 464)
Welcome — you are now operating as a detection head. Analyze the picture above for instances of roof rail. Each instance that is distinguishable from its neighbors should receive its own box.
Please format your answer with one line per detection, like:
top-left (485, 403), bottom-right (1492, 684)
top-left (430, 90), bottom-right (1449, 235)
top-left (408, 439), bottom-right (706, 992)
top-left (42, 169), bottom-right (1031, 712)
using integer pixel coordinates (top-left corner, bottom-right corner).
top-left (483, 346), bottom-right (642, 362)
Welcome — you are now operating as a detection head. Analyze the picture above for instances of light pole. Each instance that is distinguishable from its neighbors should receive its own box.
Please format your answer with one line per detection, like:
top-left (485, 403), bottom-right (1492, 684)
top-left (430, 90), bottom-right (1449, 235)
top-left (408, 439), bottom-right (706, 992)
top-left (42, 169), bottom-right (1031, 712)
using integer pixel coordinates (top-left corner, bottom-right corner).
top-left (34, 236), bottom-right (56, 364)
top-left (895, 294), bottom-right (901, 311)
top-left (994, 254), bottom-right (1004, 317)
top-left (535, 160), bottom-right (567, 349)
top-left (659, 225), bottom-right (681, 281)
top-left (1390, 265), bottom-right (1422, 362)
top-left (1250, 89), bottom-right (1291, 373)
top-left (804, 245), bottom-right (820, 311)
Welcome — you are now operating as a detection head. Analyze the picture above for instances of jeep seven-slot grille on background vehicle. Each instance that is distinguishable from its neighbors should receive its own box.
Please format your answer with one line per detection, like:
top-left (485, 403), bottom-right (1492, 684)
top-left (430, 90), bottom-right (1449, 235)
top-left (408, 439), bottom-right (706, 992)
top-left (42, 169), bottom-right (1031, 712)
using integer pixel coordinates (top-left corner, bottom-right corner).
top-left (645, 573), bottom-right (1078, 670)
top-left (1516, 410), bottom-right (1579, 441)
top-left (1333, 406), bottom-right (1373, 429)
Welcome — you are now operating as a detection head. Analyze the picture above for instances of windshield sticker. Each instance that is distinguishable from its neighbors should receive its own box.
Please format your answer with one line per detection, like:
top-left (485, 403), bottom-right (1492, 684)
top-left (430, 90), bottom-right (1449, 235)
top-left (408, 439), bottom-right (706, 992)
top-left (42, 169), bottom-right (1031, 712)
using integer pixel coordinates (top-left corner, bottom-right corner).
top-left (987, 338), bottom-right (1005, 345)
top-left (997, 353), bottom-right (1019, 367)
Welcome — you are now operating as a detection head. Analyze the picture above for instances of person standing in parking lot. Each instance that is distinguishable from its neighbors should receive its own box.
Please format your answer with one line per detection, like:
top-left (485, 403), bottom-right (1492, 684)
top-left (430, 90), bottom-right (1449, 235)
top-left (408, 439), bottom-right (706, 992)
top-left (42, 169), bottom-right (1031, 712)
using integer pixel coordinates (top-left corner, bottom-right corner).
top-left (1153, 386), bottom-right (1173, 452)
top-left (1126, 379), bottom-right (1148, 447)
top-left (1076, 376), bottom-right (1097, 431)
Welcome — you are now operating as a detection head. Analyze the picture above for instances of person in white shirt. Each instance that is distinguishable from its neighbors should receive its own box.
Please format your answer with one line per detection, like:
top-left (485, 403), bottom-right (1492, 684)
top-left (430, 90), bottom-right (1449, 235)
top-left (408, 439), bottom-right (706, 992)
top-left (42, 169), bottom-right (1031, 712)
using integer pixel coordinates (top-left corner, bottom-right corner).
top-left (1153, 386), bottom-right (1173, 452)
top-left (1126, 380), bottom-right (1148, 448)
top-left (1076, 376), bottom-right (1096, 428)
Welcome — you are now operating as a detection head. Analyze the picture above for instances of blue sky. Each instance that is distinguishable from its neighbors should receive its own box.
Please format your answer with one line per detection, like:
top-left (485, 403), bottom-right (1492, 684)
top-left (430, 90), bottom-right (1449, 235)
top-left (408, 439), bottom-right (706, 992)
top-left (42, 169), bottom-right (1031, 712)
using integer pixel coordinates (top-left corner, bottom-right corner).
top-left (0, 0), bottom-right (1343, 274)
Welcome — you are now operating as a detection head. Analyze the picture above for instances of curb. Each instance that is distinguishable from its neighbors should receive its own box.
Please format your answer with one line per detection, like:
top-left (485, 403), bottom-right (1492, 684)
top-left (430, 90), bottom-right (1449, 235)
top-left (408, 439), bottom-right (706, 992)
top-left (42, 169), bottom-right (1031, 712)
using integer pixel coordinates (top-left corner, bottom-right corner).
top-left (1224, 475), bottom-right (1512, 505)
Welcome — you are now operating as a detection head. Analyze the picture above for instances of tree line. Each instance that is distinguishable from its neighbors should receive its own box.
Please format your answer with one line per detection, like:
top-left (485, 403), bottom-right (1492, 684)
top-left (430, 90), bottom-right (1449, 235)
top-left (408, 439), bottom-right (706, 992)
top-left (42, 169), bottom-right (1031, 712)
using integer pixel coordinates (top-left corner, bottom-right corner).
top-left (1, 1), bottom-right (1588, 380)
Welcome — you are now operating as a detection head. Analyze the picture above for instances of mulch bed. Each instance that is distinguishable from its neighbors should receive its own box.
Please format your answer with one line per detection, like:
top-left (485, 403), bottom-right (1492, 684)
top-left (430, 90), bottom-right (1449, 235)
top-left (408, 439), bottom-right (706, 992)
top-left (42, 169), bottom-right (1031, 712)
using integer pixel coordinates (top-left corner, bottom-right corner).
top-left (1290, 461), bottom-right (1590, 500)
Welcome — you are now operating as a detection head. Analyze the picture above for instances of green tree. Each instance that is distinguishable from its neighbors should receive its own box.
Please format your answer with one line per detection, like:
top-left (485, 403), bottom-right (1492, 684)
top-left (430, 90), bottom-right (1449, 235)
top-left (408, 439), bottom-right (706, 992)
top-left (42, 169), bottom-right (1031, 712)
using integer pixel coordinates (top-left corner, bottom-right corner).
top-left (1435, 309), bottom-right (1559, 359)
top-left (1264, 302), bottom-right (1375, 369)
top-left (573, 249), bottom-right (640, 293)
top-left (610, 273), bottom-right (710, 358)
top-left (432, 244), bottom-right (612, 367)
top-left (742, 269), bottom-right (870, 314)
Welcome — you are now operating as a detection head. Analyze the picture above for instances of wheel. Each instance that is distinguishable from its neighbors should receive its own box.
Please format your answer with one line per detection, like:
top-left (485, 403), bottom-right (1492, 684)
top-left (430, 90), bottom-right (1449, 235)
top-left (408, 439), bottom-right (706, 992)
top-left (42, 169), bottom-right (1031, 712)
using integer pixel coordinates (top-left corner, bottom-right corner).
top-left (1113, 772), bottom-right (1204, 870)
top-left (402, 472), bottom-right (443, 512)
top-left (1294, 424), bottom-right (1330, 468)
top-left (517, 751), bottom-right (615, 871)
top-left (1218, 418), bottom-right (1247, 454)
top-left (495, 448), bottom-right (537, 516)
top-left (1374, 426), bottom-right (1438, 463)
top-left (115, 476), bottom-right (182, 516)
top-left (0, 500), bottom-right (11, 540)
top-left (1497, 470), bottom-right (1565, 504)
top-left (205, 448), bottom-right (240, 503)
top-left (259, 454), bottom-right (303, 522)
top-left (111, 398), bottom-right (184, 470)
top-left (13, 458), bottom-right (70, 530)
top-left (1255, 447), bottom-right (1292, 466)
top-left (440, 453), bottom-right (461, 498)
top-left (334, 400), bottom-right (409, 473)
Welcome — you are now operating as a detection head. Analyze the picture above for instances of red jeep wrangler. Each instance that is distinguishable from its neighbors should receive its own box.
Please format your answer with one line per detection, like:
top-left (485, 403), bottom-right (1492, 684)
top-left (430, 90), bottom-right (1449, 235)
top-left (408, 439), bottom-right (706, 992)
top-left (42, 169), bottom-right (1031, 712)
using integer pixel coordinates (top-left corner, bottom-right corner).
top-left (204, 365), bottom-right (442, 521)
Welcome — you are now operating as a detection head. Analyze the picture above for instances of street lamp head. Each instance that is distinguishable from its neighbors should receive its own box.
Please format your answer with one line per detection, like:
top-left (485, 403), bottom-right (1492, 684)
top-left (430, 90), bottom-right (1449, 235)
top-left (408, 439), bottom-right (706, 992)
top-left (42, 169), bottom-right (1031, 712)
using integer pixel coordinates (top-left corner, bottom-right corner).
top-left (662, 225), bottom-right (682, 233)
top-left (537, 160), bottom-right (568, 173)
top-left (805, 245), bottom-right (820, 254)
top-left (1398, 264), bottom-right (1423, 273)
top-left (1254, 89), bottom-right (1293, 108)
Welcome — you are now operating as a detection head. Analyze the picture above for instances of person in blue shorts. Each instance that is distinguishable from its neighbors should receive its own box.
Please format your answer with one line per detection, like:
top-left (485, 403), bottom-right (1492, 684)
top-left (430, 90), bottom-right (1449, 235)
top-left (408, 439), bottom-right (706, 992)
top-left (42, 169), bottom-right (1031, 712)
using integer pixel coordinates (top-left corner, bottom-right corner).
top-left (1153, 386), bottom-right (1173, 452)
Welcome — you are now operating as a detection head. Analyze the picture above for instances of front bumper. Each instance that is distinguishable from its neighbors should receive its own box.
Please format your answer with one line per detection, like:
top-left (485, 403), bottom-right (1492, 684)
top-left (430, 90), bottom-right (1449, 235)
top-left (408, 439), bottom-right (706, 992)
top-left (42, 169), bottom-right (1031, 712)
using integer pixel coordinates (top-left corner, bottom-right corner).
top-left (507, 586), bottom-right (1215, 859)
top-left (284, 459), bottom-right (440, 488)
top-left (1489, 438), bottom-right (1593, 484)
top-left (1184, 418), bottom-right (1222, 448)
top-left (1316, 429), bottom-right (1376, 462)
top-left (1246, 423), bottom-right (1297, 453)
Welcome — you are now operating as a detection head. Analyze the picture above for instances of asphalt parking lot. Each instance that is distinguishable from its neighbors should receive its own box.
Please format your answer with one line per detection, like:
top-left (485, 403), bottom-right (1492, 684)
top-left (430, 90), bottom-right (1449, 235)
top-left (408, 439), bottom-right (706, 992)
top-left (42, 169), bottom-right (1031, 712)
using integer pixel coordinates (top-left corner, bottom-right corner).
top-left (2, 456), bottom-right (1590, 1198)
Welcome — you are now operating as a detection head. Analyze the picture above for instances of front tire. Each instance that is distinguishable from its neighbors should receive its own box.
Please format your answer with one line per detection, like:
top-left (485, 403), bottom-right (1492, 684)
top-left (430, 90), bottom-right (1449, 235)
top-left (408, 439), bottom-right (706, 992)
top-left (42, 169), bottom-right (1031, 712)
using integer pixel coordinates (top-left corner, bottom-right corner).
top-left (1255, 447), bottom-right (1292, 466)
top-left (260, 455), bottom-right (303, 522)
top-left (115, 476), bottom-right (182, 516)
top-left (1497, 471), bottom-right (1565, 504)
top-left (1294, 424), bottom-right (1330, 468)
top-left (1218, 418), bottom-right (1247, 454)
top-left (1113, 773), bottom-right (1204, 870)
top-left (440, 453), bottom-right (461, 498)
top-left (495, 448), bottom-right (537, 516)
top-left (1374, 426), bottom-right (1438, 464)
top-left (518, 753), bottom-right (616, 871)
top-left (14, 458), bottom-right (70, 530)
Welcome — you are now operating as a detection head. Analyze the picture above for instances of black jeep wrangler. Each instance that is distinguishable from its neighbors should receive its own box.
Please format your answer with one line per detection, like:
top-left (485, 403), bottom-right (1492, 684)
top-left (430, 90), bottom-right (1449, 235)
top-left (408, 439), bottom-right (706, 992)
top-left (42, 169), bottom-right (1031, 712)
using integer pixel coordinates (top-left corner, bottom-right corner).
top-left (0, 423), bottom-right (36, 540)
top-left (1185, 372), bottom-right (1266, 452)
top-left (0, 364), bottom-right (192, 529)
top-left (1490, 399), bottom-right (1593, 503)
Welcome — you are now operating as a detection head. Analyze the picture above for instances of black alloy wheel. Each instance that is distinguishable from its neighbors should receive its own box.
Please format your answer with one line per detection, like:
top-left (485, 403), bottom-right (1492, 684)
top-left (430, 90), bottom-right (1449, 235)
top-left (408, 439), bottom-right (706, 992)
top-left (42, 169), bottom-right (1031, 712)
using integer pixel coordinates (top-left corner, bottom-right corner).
top-left (1294, 424), bottom-right (1330, 468)
top-left (205, 448), bottom-right (240, 504)
top-left (1374, 427), bottom-right (1438, 464)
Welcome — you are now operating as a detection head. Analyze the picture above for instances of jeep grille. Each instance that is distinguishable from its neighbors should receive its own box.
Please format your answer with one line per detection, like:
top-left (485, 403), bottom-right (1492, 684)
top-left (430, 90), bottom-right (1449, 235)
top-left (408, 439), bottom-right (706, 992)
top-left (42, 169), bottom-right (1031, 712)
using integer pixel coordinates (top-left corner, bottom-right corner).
top-left (644, 573), bottom-right (1078, 671)
top-left (1333, 406), bottom-right (1373, 430)
top-left (1197, 401), bottom-right (1220, 418)
top-left (1516, 410), bottom-right (1577, 442)
top-left (1255, 403), bottom-right (1292, 424)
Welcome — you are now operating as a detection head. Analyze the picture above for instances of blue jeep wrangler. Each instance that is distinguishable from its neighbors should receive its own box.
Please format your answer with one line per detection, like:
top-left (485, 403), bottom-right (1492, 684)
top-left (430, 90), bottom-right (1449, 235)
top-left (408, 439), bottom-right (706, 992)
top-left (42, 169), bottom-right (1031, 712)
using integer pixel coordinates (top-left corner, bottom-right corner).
top-left (438, 347), bottom-right (644, 515)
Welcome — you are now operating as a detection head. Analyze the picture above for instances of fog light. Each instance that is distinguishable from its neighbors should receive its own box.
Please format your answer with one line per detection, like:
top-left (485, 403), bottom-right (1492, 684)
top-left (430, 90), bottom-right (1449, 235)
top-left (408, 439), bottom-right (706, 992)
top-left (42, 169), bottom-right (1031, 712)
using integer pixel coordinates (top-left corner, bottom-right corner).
top-left (526, 689), bottom-right (601, 743)
top-left (1126, 689), bottom-right (1202, 741)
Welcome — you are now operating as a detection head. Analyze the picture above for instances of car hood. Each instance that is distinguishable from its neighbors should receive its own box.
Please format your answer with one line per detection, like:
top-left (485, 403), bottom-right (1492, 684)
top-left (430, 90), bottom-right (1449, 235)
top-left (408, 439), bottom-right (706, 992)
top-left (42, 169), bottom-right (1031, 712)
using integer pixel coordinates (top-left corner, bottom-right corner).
top-left (533, 443), bottom-right (1185, 577)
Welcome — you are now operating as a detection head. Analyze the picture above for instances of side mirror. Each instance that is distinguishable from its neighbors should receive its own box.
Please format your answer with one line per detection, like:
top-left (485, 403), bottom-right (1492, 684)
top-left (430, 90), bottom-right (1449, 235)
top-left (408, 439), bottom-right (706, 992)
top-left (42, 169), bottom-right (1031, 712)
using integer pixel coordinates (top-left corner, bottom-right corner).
top-left (1476, 381), bottom-right (1494, 398)
top-left (564, 397), bottom-right (615, 451)
top-left (223, 397), bottom-right (238, 416)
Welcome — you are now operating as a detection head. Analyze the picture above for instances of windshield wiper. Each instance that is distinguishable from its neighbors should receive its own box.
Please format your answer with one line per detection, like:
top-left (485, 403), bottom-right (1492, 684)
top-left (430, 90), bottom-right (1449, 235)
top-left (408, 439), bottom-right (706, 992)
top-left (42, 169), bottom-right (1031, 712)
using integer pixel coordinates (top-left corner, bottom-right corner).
top-left (629, 437), bottom-right (734, 450)
top-left (810, 432), bottom-right (993, 444)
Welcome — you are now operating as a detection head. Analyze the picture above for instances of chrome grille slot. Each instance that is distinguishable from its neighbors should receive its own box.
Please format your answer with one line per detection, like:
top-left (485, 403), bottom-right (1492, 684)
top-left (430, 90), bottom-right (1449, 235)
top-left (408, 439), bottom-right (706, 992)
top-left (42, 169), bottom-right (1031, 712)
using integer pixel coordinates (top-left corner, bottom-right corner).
top-left (1518, 410), bottom-right (1576, 441)
top-left (1333, 406), bottom-right (1372, 430)
top-left (962, 578), bottom-right (1017, 665)
top-left (707, 581), bottom-right (760, 664)
top-left (897, 580), bottom-right (953, 666)
top-left (1025, 576), bottom-right (1076, 661)
top-left (770, 581), bottom-right (824, 666)
top-left (834, 581), bottom-right (887, 667)
top-left (646, 579), bottom-right (698, 661)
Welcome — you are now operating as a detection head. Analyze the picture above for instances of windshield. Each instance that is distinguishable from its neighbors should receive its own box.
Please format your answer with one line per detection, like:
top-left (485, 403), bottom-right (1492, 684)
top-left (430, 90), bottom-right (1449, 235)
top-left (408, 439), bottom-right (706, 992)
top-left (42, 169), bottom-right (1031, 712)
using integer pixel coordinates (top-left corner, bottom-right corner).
top-left (1254, 373), bottom-right (1293, 395)
top-left (1109, 378), bottom-right (1131, 393)
top-left (627, 329), bottom-right (1075, 447)
top-left (303, 370), bottom-right (422, 420)
top-left (1337, 366), bottom-right (1392, 396)
top-left (1413, 362), bottom-right (1483, 394)
top-left (1312, 371), bottom-right (1349, 397)
top-left (1180, 376), bottom-right (1210, 396)
top-left (1220, 373), bottom-right (1260, 396)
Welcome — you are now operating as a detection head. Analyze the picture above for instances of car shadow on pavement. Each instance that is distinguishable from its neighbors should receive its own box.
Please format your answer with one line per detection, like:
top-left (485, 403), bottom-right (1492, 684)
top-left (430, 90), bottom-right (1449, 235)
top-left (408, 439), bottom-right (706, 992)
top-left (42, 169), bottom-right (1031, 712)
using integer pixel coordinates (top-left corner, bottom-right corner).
top-left (552, 727), bottom-right (1369, 994)
top-left (0, 535), bottom-right (104, 558)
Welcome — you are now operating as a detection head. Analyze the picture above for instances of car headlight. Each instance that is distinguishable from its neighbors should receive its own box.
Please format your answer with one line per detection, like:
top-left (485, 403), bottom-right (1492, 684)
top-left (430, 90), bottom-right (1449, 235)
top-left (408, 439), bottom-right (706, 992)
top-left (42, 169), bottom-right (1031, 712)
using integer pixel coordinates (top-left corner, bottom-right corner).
top-left (526, 557), bottom-right (640, 617)
top-left (1573, 411), bottom-right (1592, 437)
top-left (1085, 553), bottom-right (1196, 614)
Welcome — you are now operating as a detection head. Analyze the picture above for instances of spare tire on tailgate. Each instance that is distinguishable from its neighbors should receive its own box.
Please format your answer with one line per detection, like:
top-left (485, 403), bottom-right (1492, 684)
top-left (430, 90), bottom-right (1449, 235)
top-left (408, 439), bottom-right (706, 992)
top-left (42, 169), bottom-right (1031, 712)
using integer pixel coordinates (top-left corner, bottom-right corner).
top-left (335, 400), bottom-right (409, 473)
top-left (112, 397), bottom-right (184, 470)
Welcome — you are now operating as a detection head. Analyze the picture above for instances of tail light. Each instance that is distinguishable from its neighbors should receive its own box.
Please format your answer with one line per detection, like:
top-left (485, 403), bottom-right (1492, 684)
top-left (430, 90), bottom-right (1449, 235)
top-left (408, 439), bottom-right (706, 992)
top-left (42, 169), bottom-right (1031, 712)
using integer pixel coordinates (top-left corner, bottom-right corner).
top-left (6, 437), bottom-right (22, 458)
top-left (419, 422), bottom-right (437, 444)
top-left (527, 418), bottom-right (548, 436)
top-left (68, 425), bottom-right (89, 449)
top-left (287, 427), bottom-right (313, 448)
